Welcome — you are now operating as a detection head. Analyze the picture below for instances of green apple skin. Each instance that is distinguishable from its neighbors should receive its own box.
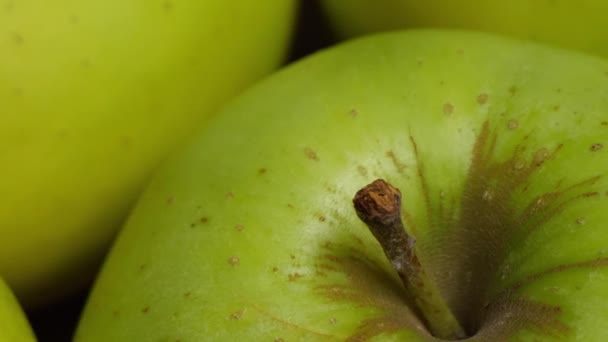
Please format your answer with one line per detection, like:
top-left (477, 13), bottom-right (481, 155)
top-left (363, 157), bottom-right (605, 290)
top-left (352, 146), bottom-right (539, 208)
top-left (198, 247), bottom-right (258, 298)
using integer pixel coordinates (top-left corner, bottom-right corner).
top-left (0, 278), bottom-right (36, 342)
top-left (320, 0), bottom-right (608, 57)
top-left (0, 1), bottom-right (296, 306)
top-left (76, 30), bottom-right (608, 341)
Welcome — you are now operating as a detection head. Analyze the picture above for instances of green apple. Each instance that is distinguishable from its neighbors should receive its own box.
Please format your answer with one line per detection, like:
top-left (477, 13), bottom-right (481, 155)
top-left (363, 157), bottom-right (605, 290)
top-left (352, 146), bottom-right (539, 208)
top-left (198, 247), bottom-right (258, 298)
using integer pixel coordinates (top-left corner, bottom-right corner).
top-left (76, 30), bottom-right (608, 341)
top-left (0, 0), bottom-right (296, 306)
top-left (319, 0), bottom-right (608, 57)
top-left (0, 278), bottom-right (35, 342)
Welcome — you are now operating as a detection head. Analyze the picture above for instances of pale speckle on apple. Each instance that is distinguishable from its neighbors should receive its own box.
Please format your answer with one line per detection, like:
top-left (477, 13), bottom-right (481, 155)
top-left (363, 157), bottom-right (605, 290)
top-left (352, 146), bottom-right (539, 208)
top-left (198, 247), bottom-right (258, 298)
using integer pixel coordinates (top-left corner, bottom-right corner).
top-left (576, 217), bottom-right (586, 225)
top-left (482, 189), bottom-right (494, 202)
top-left (228, 256), bottom-right (239, 266)
top-left (477, 93), bottom-right (489, 105)
top-left (507, 119), bottom-right (519, 130)
top-left (533, 147), bottom-right (551, 166)
top-left (234, 224), bottom-right (244, 232)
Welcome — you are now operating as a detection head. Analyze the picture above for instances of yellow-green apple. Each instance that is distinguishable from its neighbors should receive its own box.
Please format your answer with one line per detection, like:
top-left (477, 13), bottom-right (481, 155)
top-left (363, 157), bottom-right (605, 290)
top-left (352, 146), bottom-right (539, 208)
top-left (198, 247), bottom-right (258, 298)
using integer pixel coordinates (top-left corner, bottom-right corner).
top-left (0, 0), bottom-right (296, 307)
top-left (0, 278), bottom-right (35, 342)
top-left (320, 0), bottom-right (608, 57)
top-left (76, 30), bottom-right (608, 341)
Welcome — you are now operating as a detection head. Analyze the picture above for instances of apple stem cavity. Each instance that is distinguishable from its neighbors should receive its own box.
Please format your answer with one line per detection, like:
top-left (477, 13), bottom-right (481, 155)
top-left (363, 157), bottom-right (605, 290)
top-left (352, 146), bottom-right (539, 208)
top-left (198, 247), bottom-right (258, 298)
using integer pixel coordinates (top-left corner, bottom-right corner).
top-left (353, 179), bottom-right (467, 340)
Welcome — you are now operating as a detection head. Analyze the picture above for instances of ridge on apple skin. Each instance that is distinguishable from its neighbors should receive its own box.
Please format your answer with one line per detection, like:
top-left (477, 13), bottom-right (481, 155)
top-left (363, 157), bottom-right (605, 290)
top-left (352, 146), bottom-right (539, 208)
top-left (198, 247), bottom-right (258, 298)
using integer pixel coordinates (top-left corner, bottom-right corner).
top-left (75, 29), bottom-right (608, 342)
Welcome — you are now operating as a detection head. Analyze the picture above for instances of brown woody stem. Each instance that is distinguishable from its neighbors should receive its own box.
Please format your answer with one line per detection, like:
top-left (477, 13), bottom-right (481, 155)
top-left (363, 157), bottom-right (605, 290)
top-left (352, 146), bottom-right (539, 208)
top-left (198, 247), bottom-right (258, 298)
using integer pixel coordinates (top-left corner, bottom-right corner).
top-left (353, 179), bottom-right (466, 340)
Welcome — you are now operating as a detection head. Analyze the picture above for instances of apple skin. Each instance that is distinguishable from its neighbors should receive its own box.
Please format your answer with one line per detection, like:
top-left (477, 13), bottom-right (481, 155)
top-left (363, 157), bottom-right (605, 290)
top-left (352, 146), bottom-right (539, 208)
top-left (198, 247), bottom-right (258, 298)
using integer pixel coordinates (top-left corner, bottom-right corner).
top-left (0, 278), bottom-right (35, 342)
top-left (0, 0), bottom-right (296, 307)
top-left (76, 30), bottom-right (608, 341)
top-left (319, 0), bottom-right (608, 57)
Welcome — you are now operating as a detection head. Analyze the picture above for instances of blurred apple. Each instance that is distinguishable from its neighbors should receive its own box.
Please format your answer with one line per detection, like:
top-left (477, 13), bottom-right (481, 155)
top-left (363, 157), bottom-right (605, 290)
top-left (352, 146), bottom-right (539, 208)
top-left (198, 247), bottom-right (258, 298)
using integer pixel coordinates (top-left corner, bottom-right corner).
top-left (0, 0), bottom-right (296, 307)
top-left (76, 30), bottom-right (608, 341)
top-left (320, 0), bottom-right (608, 57)
top-left (0, 278), bottom-right (35, 342)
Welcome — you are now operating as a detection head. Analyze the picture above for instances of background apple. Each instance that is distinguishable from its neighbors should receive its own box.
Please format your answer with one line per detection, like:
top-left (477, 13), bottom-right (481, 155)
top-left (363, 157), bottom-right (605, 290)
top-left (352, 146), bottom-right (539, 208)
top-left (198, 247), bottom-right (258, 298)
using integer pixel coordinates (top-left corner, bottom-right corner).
top-left (0, 0), bottom-right (296, 307)
top-left (76, 30), bottom-right (608, 341)
top-left (319, 0), bottom-right (608, 57)
top-left (0, 278), bottom-right (35, 342)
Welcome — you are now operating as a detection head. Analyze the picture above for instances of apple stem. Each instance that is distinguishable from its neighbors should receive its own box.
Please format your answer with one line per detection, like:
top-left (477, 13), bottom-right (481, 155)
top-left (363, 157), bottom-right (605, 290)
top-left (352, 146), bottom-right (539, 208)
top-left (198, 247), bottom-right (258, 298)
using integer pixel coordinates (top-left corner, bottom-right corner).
top-left (353, 179), bottom-right (467, 340)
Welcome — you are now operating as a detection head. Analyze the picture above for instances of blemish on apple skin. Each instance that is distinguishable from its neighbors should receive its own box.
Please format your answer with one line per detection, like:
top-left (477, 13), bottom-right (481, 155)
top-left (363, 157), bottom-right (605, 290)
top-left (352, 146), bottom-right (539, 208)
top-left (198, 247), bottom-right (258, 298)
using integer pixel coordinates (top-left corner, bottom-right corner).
top-left (11, 32), bottom-right (23, 45)
top-left (386, 150), bottom-right (407, 173)
top-left (317, 214), bottom-right (327, 222)
top-left (183, 292), bottom-right (191, 298)
top-left (162, 0), bottom-right (173, 11)
top-left (234, 224), bottom-right (244, 232)
top-left (590, 143), bottom-right (603, 151)
top-left (304, 147), bottom-right (319, 161)
top-left (273, 338), bottom-right (285, 342)
top-left (80, 58), bottom-right (92, 68)
top-left (601, 121), bottom-right (608, 126)
top-left (200, 217), bottom-right (209, 224)
top-left (532, 147), bottom-right (551, 166)
top-left (272, 267), bottom-right (279, 273)
top-left (349, 109), bottom-right (358, 118)
top-left (357, 165), bottom-right (368, 177)
top-left (258, 167), bottom-right (267, 175)
top-left (508, 86), bottom-right (517, 96)
top-left (228, 256), bottom-right (240, 266)
top-left (582, 191), bottom-right (599, 198)
top-left (68, 14), bottom-right (79, 24)
top-left (477, 93), bottom-right (489, 105)
top-left (443, 102), bottom-right (454, 115)
top-left (120, 135), bottom-right (133, 147)
top-left (507, 119), bottom-right (519, 130)
top-left (225, 192), bottom-right (235, 199)
top-left (229, 310), bottom-right (244, 320)
top-left (142, 306), bottom-right (150, 314)
top-left (288, 273), bottom-right (303, 282)
top-left (166, 196), bottom-right (174, 205)
top-left (576, 217), bottom-right (586, 225)
top-left (552, 105), bottom-right (560, 111)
